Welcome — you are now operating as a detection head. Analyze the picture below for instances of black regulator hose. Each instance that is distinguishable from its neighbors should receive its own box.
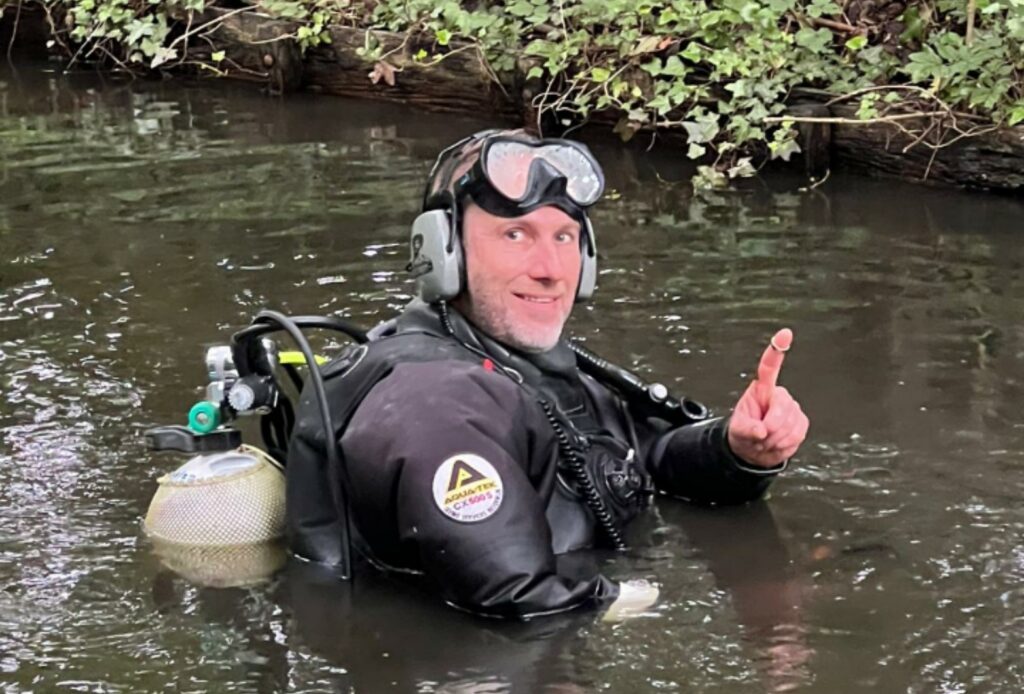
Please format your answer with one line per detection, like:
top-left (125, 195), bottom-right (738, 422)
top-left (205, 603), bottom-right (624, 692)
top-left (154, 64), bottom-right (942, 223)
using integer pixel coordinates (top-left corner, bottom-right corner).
top-left (568, 341), bottom-right (710, 426)
top-left (234, 310), bottom-right (356, 580)
top-left (538, 399), bottom-right (627, 551)
top-left (232, 315), bottom-right (368, 370)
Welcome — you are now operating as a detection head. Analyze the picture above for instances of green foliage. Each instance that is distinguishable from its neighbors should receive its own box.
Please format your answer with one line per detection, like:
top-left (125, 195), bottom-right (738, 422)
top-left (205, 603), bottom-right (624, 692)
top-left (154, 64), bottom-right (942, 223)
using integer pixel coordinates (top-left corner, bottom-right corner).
top-left (45, 0), bottom-right (1024, 185)
top-left (56, 0), bottom-right (334, 70)
top-left (900, 6), bottom-right (1022, 114)
top-left (65, 0), bottom-right (182, 67)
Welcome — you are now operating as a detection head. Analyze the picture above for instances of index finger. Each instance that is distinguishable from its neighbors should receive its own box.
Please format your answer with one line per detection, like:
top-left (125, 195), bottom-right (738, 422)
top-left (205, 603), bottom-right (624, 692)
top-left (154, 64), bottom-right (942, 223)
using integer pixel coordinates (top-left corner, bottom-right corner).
top-left (756, 328), bottom-right (793, 389)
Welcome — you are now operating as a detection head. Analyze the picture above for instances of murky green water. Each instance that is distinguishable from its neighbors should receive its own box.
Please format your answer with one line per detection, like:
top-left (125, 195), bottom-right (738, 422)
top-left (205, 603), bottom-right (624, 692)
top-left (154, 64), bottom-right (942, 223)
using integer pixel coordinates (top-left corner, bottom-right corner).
top-left (2, 61), bottom-right (1024, 693)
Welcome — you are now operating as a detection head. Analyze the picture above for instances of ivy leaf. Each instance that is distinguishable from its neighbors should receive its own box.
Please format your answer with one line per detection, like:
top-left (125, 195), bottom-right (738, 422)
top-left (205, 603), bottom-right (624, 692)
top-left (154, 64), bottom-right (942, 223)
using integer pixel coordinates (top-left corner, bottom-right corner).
top-left (1008, 102), bottom-right (1024, 126)
top-left (904, 47), bottom-right (945, 82)
top-left (733, 2), bottom-right (753, 23)
top-left (524, 39), bottom-right (553, 57)
top-left (641, 58), bottom-right (662, 76)
top-left (795, 27), bottom-right (832, 54)
top-left (769, 137), bottom-right (801, 162)
top-left (649, 94), bottom-right (672, 114)
top-left (125, 19), bottom-right (152, 46)
top-left (806, 0), bottom-right (842, 18)
top-left (681, 118), bottom-right (719, 144)
top-left (139, 37), bottom-right (158, 58)
top-left (858, 45), bottom-right (885, 66)
top-left (149, 46), bottom-right (178, 69)
top-left (662, 56), bottom-right (687, 77)
top-left (435, 29), bottom-right (451, 46)
top-left (506, 0), bottom-right (535, 18)
top-left (657, 8), bottom-right (680, 26)
top-left (845, 35), bottom-right (867, 51)
top-left (899, 7), bottom-right (927, 43)
top-left (679, 42), bottom-right (702, 62)
top-left (591, 66), bottom-right (611, 82)
top-left (727, 157), bottom-right (756, 178)
top-left (724, 79), bottom-right (750, 98)
top-left (687, 143), bottom-right (706, 159)
top-left (693, 165), bottom-right (727, 190)
top-left (211, 50), bottom-right (226, 63)
top-left (261, 0), bottom-right (306, 20)
top-left (856, 93), bottom-right (880, 119)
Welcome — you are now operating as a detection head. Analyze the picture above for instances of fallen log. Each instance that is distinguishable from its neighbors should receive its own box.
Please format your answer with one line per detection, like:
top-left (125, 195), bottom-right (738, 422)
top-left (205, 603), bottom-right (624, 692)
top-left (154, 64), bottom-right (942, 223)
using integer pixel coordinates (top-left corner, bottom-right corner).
top-left (184, 9), bottom-right (304, 94)
top-left (201, 9), bottom-right (1024, 193)
top-left (304, 27), bottom-right (522, 122)
top-left (828, 104), bottom-right (1024, 192)
top-left (189, 9), bottom-right (521, 118)
top-left (10, 5), bottom-right (1024, 193)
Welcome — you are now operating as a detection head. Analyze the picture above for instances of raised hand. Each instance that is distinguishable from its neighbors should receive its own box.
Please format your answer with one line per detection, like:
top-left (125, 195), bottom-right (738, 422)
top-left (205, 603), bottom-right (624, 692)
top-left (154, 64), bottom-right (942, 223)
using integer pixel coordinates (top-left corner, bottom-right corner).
top-left (726, 329), bottom-right (809, 468)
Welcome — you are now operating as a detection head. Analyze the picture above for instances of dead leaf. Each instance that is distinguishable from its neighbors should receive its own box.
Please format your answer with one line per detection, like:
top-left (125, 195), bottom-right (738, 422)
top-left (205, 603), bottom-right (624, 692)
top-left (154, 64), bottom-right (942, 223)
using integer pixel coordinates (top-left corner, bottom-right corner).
top-left (368, 61), bottom-right (396, 87)
top-left (613, 116), bottom-right (640, 142)
top-left (630, 35), bottom-right (662, 56)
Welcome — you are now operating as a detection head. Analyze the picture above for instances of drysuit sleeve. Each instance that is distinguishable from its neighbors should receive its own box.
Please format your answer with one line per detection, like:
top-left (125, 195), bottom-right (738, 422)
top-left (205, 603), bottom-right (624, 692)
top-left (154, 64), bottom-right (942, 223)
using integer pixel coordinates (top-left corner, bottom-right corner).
top-left (341, 360), bottom-right (618, 618)
top-left (644, 416), bottom-right (782, 505)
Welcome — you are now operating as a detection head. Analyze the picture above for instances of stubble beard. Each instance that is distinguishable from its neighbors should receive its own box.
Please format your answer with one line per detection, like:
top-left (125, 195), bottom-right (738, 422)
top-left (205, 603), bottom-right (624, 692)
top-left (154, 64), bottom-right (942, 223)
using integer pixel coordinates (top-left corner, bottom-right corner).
top-left (457, 272), bottom-right (569, 353)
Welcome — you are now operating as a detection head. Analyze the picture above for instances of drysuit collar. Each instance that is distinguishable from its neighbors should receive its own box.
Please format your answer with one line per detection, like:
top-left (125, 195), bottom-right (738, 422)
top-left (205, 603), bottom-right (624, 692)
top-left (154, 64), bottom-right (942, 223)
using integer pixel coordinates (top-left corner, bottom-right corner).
top-left (395, 300), bottom-right (586, 411)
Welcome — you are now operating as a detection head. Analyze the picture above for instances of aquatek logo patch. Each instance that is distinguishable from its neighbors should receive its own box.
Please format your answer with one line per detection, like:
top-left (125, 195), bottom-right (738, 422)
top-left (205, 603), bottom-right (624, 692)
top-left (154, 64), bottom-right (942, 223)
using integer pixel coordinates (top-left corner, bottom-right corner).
top-left (432, 454), bottom-right (504, 523)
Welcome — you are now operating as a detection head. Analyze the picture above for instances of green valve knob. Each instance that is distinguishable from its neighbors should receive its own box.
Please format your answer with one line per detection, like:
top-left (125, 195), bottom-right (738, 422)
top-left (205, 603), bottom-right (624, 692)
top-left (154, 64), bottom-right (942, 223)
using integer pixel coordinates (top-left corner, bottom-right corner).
top-left (188, 401), bottom-right (221, 434)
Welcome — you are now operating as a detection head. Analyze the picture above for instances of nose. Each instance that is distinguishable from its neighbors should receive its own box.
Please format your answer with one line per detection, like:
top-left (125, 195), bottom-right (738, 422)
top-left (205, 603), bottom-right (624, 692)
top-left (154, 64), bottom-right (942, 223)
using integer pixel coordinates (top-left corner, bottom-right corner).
top-left (526, 237), bottom-right (566, 283)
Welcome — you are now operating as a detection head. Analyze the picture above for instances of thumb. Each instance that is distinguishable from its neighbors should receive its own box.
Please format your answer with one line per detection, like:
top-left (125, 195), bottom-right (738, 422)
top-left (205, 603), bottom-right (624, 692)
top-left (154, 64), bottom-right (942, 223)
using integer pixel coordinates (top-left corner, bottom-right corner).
top-left (730, 406), bottom-right (769, 443)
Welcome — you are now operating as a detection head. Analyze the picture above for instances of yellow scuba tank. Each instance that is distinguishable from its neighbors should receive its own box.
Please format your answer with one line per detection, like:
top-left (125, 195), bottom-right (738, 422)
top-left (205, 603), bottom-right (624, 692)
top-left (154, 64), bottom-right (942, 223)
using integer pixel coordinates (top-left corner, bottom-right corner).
top-left (148, 538), bottom-right (287, 589)
top-left (143, 444), bottom-right (287, 587)
top-left (144, 311), bottom-right (369, 583)
top-left (144, 444), bottom-right (286, 546)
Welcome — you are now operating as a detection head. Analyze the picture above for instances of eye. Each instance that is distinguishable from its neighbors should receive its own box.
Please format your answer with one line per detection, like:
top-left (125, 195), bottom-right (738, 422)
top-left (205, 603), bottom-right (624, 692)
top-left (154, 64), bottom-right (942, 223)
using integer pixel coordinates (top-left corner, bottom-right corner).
top-left (555, 230), bottom-right (578, 244)
top-left (504, 228), bottom-right (525, 241)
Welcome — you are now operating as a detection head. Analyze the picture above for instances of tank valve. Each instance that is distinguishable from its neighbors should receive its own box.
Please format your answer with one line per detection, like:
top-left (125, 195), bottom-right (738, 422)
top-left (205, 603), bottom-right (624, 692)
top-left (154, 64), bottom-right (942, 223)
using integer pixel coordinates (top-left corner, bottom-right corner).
top-left (188, 401), bottom-right (222, 434)
top-left (227, 375), bottom-right (278, 414)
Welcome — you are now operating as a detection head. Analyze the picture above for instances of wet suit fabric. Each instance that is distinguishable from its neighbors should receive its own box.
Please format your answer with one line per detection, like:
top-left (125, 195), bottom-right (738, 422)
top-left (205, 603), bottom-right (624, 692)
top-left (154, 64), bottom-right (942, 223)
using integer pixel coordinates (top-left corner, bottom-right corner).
top-left (286, 301), bottom-right (781, 618)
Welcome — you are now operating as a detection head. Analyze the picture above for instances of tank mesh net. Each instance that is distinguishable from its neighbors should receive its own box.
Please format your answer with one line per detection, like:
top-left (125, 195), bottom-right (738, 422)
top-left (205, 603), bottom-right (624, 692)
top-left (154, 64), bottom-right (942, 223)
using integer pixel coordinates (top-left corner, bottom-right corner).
top-left (151, 538), bottom-right (287, 588)
top-left (144, 453), bottom-right (285, 546)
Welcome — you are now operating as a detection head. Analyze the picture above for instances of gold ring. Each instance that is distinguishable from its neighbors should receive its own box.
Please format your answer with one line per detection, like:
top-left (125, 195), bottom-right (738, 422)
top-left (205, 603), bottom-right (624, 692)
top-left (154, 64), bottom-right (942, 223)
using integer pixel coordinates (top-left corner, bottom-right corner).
top-left (770, 336), bottom-right (790, 353)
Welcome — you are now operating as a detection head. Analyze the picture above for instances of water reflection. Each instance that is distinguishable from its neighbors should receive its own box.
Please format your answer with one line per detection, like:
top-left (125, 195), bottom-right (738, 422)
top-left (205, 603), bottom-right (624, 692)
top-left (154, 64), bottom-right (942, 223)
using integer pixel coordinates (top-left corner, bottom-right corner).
top-left (670, 504), bottom-right (814, 692)
top-left (3, 59), bottom-right (1024, 692)
top-left (276, 562), bottom-right (593, 693)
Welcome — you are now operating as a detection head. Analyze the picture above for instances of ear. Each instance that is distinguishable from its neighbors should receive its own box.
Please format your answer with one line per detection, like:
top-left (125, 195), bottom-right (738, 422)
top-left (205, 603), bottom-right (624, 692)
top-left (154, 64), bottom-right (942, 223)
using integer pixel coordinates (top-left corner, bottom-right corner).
top-left (575, 217), bottom-right (597, 302)
top-left (409, 209), bottom-right (463, 302)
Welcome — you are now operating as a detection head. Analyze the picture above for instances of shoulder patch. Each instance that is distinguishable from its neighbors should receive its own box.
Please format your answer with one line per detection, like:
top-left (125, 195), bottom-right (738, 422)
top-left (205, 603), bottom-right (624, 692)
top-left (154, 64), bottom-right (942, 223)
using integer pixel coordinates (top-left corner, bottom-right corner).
top-left (432, 454), bottom-right (504, 523)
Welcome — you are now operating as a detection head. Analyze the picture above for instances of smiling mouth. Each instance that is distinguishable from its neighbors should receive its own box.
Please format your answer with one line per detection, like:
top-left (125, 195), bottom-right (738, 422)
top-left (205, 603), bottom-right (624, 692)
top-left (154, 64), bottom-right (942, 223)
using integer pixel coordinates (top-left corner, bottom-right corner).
top-left (513, 293), bottom-right (558, 304)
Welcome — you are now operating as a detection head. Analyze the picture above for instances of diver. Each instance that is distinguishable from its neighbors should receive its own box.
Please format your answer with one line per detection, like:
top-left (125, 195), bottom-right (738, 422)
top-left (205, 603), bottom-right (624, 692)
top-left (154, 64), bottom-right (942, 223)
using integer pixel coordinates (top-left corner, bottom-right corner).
top-left (284, 129), bottom-right (810, 619)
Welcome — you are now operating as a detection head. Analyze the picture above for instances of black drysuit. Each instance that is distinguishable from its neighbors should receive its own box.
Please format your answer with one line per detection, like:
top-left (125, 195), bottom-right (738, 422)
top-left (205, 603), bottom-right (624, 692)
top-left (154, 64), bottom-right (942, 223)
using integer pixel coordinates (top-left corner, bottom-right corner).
top-left (286, 301), bottom-right (782, 618)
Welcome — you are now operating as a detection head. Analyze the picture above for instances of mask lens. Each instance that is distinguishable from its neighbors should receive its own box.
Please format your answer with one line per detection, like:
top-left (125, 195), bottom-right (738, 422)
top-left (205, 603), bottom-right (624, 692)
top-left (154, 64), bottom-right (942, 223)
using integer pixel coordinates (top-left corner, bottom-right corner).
top-left (482, 140), bottom-right (535, 201)
top-left (484, 140), bottom-right (603, 206)
top-left (536, 144), bottom-right (603, 205)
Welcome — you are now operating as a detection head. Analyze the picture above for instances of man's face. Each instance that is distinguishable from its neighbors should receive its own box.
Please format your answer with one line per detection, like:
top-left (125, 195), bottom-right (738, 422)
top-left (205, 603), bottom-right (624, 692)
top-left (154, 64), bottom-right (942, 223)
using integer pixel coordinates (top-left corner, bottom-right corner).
top-left (454, 203), bottom-right (582, 352)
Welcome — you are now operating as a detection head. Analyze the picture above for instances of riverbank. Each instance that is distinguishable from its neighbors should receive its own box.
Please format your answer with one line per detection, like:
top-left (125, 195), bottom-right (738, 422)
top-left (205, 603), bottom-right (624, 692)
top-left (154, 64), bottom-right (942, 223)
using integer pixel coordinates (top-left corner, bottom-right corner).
top-left (5, 1), bottom-right (1023, 192)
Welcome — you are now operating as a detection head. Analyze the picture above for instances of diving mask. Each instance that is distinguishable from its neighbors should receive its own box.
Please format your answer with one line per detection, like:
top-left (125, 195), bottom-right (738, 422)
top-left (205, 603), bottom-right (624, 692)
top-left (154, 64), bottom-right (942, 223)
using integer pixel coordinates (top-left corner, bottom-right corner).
top-left (424, 131), bottom-right (605, 221)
